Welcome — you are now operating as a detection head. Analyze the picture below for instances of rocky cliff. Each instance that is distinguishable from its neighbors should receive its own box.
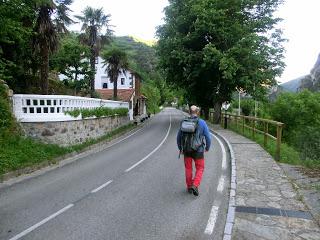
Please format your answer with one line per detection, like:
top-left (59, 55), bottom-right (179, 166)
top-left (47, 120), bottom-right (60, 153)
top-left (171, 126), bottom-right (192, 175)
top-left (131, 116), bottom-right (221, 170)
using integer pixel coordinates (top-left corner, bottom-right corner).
top-left (298, 54), bottom-right (320, 92)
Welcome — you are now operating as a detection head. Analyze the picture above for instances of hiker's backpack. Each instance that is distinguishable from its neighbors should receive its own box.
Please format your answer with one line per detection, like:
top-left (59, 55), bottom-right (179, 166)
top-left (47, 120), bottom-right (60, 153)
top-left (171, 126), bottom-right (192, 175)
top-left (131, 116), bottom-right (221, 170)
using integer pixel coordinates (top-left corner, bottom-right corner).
top-left (180, 117), bottom-right (204, 153)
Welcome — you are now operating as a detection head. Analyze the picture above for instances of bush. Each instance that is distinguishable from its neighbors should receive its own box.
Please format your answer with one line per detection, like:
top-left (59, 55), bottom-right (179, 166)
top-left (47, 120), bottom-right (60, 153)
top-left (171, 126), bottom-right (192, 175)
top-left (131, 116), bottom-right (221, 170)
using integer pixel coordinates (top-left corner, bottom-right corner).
top-left (270, 90), bottom-right (320, 163)
top-left (293, 127), bottom-right (320, 162)
top-left (0, 82), bottom-right (15, 136)
top-left (65, 107), bottom-right (129, 119)
top-left (240, 99), bottom-right (255, 116)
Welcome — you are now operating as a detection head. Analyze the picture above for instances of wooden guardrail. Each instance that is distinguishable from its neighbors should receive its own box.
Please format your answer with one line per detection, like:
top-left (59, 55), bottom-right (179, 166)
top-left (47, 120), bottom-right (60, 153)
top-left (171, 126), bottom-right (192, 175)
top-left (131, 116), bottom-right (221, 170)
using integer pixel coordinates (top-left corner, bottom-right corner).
top-left (221, 113), bottom-right (284, 161)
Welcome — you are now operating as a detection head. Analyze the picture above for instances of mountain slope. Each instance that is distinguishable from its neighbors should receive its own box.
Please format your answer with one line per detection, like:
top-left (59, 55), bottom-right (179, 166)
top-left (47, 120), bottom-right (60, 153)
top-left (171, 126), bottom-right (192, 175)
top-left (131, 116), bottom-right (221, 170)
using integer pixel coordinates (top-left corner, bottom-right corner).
top-left (280, 76), bottom-right (306, 92)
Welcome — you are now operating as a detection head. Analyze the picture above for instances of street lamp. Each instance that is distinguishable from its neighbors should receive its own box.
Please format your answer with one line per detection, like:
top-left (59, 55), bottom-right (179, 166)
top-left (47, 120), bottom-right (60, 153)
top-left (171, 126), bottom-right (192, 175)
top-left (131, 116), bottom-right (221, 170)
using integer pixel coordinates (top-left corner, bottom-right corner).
top-left (236, 87), bottom-right (244, 116)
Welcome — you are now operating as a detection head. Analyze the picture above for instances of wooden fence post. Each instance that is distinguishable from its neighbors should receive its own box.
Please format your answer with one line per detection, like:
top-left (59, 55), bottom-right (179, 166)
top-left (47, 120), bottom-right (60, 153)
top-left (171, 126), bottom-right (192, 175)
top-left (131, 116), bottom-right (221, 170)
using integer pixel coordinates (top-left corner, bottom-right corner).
top-left (242, 116), bottom-right (245, 134)
top-left (275, 124), bottom-right (283, 161)
top-left (264, 122), bottom-right (268, 147)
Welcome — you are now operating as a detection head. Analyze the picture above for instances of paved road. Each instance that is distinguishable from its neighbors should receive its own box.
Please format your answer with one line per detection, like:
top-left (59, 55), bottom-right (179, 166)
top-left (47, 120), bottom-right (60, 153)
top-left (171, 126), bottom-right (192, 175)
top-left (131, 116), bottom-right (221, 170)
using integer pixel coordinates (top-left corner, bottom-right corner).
top-left (0, 108), bottom-right (230, 240)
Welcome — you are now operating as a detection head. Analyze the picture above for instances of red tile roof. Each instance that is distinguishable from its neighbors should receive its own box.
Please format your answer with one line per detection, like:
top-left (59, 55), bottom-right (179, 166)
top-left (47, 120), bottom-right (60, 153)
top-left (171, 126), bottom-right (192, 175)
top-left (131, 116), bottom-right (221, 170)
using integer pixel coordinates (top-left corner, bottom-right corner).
top-left (97, 89), bottom-right (134, 102)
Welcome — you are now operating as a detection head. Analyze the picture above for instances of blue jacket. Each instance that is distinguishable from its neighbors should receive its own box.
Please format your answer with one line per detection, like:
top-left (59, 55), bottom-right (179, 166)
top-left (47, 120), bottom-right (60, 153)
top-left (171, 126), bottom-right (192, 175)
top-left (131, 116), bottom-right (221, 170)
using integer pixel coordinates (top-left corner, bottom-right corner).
top-left (177, 116), bottom-right (211, 153)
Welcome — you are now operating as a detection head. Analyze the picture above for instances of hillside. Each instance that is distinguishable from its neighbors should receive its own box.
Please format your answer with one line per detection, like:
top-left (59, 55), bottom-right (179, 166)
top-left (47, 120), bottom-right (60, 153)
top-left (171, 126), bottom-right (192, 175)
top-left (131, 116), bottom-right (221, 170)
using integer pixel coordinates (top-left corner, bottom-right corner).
top-left (280, 76), bottom-right (306, 92)
top-left (112, 36), bottom-right (158, 76)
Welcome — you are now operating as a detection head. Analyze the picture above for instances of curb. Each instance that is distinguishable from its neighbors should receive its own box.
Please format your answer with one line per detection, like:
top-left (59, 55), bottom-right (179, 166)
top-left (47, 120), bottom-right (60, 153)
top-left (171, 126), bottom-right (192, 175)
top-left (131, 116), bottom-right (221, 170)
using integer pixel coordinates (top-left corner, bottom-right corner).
top-left (210, 129), bottom-right (237, 240)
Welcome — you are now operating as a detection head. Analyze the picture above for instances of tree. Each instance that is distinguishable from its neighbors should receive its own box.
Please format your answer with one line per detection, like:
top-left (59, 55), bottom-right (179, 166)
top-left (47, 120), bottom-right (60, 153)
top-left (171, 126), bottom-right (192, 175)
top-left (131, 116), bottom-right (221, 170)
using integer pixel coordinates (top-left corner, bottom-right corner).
top-left (33, 0), bottom-right (74, 94)
top-left (157, 0), bottom-right (285, 121)
top-left (0, 0), bottom-right (36, 91)
top-left (50, 34), bottom-right (91, 93)
top-left (75, 7), bottom-right (112, 95)
top-left (101, 47), bottom-right (129, 100)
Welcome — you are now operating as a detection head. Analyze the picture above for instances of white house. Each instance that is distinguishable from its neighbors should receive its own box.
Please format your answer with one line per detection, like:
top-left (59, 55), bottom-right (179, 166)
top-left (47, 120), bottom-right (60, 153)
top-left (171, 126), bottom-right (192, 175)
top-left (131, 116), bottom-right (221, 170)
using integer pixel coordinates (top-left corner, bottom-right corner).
top-left (59, 57), bottom-right (147, 121)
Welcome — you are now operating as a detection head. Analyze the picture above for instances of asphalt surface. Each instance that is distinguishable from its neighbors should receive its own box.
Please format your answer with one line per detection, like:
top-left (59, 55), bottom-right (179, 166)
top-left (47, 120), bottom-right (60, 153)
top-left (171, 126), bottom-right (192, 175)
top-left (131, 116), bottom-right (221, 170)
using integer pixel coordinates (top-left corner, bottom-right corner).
top-left (0, 108), bottom-right (230, 240)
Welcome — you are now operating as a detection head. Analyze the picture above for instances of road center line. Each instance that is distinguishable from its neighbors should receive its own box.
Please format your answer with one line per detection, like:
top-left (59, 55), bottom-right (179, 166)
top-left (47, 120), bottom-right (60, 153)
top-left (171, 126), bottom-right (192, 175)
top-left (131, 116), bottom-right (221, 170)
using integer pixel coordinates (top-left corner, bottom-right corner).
top-left (8, 204), bottom-right (74, 240)
top-left (91, 180), bottom-right (113, 193)
top-left (211, 133), bottom-right (227, 170)
top-left (125, 116), bottom-right (172, 172)
top-left (204, 205), bottom-right (219, 235)
top-left (217, 176), bottom-right (225, 193)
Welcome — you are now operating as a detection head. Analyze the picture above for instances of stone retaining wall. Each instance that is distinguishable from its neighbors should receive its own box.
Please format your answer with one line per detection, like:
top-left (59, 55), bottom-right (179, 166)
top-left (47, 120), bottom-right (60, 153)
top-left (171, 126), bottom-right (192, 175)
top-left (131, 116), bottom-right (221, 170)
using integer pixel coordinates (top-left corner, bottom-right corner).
top-left (21, 116), bottom-right (130, 146)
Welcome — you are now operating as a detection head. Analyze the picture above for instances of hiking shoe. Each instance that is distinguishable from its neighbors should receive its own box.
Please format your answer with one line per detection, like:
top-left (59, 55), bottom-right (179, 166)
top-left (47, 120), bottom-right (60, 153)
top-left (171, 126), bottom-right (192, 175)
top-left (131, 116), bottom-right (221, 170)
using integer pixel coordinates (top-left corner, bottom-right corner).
top-left (191, 185), bottom-right (199, 196)
top-left (187, 188), bottom-right (193, 194)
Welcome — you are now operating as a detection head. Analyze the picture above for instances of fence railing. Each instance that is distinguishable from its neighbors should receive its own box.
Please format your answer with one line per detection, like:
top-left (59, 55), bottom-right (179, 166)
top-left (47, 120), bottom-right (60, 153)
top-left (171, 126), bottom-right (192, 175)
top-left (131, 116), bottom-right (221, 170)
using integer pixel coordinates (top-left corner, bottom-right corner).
top-left (221, 113), bottom-right (284, 161)
top-left (13, 94), bottom-right (129, 122)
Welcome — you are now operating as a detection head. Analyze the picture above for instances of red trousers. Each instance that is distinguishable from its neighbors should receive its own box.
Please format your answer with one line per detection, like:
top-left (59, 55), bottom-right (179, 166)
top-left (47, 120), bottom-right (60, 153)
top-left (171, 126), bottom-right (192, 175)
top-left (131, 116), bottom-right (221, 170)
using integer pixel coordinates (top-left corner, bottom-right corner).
top-left (184, 157), bottom-right (205, 188)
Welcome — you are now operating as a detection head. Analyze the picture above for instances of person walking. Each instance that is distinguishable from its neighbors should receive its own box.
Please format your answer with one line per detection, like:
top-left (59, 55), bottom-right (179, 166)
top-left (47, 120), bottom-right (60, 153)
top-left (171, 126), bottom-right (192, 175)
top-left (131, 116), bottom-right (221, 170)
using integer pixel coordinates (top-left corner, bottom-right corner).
top-left (177, 105), bottom-right (211, 196)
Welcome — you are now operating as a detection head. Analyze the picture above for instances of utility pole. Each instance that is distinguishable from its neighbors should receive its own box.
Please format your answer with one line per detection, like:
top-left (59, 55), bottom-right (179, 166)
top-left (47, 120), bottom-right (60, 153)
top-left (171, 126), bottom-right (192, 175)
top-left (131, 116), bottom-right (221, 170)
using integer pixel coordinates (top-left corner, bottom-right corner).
top-left (236, 87), bottom-right (244, 116)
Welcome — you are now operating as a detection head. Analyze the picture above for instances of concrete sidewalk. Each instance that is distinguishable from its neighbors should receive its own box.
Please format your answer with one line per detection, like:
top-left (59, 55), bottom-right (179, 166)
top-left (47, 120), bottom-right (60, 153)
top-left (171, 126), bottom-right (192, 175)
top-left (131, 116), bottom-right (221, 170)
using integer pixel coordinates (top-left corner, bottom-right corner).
top-left (210, 124), bottom-right (320, 240)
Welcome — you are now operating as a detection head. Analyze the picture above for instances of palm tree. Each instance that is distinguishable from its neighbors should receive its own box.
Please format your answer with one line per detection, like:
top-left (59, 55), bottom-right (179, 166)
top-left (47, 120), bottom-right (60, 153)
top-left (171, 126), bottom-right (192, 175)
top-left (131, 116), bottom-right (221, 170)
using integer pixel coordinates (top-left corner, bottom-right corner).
top-left (54, 0), bottom-right (75, 34)
top-left (34, 0), bottom-right (74, 94)
top-left (75, 7), bottom-right (112, 95)
top-left (101, 48), bottom-right (129, 100)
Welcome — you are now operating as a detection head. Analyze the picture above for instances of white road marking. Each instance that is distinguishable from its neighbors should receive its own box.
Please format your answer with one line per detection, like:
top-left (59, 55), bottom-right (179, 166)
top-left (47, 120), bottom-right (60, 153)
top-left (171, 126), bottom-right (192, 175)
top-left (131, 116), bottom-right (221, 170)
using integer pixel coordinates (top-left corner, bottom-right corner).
top-left (204, 205), bottom-right (219, 235)
top-left (91, 180), bottom-right (113, 193)
top-left (125, 116), bottom-right (172, 172)
top-left (217, 176), bottom-right (225, 193)
top-left (211, 133), bottom-right (227, 170)
top-left (8, 204), bottom-right (74, 240)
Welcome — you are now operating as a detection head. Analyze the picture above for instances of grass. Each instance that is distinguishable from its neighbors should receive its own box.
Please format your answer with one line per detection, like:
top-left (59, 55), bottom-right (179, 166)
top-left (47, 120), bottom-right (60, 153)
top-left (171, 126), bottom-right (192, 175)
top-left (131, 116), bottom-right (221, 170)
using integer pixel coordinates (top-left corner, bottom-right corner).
top-left (226, 121), bottom-right (320, 169)
top-left (0, 123), bottom-right (136, 177)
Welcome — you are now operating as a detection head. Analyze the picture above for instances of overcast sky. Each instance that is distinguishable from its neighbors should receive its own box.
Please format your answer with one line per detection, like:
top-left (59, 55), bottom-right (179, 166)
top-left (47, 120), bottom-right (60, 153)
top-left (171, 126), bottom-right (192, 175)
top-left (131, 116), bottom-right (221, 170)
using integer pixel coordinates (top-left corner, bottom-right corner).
top-left (69, 0), bottom-right (320, 83)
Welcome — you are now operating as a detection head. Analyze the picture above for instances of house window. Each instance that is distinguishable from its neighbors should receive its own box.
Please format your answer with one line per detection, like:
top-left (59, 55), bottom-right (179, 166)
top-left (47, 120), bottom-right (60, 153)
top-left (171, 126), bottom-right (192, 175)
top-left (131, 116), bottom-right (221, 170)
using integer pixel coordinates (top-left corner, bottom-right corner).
top-left (102, 83), bottom-right (108, 89)
top-left (129, 74), bottom-right (133, 87)
top-left (121, 78), bottom-right (125, 85)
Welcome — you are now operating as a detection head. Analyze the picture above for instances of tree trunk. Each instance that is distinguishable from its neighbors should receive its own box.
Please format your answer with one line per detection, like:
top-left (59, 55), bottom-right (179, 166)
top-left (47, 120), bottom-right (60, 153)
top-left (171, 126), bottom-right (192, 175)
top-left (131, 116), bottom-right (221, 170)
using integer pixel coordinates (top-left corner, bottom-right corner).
top-left (90, 48), bottom-right (96, 96)
top-left (40, 42), bottom-right (49, 94)
top-left (213, 102), bottom-right (222, 124)
top-left (113, 75), bottom-right (118, 100)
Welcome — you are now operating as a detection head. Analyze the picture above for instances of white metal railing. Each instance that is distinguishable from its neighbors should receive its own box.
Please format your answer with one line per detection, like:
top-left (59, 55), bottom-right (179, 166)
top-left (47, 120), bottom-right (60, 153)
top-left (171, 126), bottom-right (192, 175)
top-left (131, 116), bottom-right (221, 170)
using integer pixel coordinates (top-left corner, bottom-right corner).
top-left (13, 94), bottom-right (130, 122)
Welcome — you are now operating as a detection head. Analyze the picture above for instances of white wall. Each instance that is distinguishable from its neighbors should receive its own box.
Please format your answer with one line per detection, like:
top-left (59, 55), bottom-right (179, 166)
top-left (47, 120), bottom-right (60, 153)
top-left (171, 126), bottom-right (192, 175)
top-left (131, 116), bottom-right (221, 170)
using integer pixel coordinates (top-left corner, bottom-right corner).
top-left (13, 94), bottom-right (131, 122)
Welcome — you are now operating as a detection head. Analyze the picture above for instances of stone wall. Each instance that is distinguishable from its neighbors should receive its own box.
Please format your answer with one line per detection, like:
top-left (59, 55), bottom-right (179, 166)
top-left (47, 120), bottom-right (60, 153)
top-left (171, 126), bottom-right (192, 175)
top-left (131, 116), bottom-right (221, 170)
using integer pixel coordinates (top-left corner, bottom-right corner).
top-left (21, 116), bottom-right (130, 146)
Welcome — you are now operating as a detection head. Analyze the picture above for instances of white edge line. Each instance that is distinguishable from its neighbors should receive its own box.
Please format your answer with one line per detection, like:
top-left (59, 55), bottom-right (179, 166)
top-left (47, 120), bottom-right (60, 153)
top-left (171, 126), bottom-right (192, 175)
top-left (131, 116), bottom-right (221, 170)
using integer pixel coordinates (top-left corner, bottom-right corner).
top-left (211, 133), bottom-right (227, 170)
top-left (217, 176), bottom-right (225, 193)
top-left (91, 180), bottom-right (113, 193)
top-left (8, 204), bottom-right (74, 240)
top-left (125, 115), bottom-right (172, 172)
top-left (204, 205), bottom-right (219, 235)
top-left (211, 129), bottom-right (237, 240)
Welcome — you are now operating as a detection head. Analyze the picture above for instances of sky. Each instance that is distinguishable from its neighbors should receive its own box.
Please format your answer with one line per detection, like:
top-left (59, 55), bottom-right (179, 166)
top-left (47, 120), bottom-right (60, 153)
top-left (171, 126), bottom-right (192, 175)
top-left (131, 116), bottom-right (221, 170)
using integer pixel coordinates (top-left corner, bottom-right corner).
top-left (69, 0), bottom-right (320, 83)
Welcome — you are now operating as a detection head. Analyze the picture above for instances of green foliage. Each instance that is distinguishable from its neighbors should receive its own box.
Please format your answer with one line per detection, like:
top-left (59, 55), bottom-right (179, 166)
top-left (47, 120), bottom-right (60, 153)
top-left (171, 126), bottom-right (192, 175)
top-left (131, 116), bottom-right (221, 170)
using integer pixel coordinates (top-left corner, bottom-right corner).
top-left (0, 0), bottom-right (36, 91)
top-left (227, 121), bottom-right (309, 168)
top-left (0, 83), bottom-right (15, 135)
top-left (270, 91), bottom-right (320, 163)
top-left (65, 107), bottom-right (128, 119)
top-left (0, 123), bottom-right (135, 175)
top-left (157, 0), bottom-right (285, 117)
top-left (101, 46), bottom-right (129, 100)
top-left (241, 99), bottom-right (255, 116)
top-left (141, 80), bottom-right (161, 114)
top-left (75, 6), bottom-right (112, 93)
top-left (50, 34), bottom-right (91, 94)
